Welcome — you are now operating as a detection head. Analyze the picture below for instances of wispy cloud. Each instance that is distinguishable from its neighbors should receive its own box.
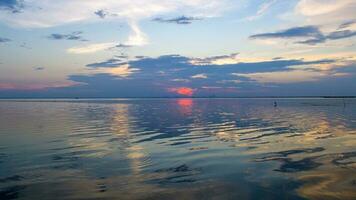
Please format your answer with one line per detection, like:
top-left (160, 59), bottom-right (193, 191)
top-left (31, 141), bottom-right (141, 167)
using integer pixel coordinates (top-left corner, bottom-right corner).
top-left (33, 66), bottom-right (45, 71)
top-left (0, 0), bottom-right (24, 13)
top-left (19, 42), bottom-right (31, 49)
top-left (250, 25), bottom-right (356, 45)
top-left (191, 74), bottom-right (208, 79)
top-left (153, 15), bottom-right (202, 24)
top-left (234, 69), bottom-right (347, 83)
top-left (338, 20), bottom-right (356, 30)
top-left (48, 31), bottom-right (87, 41)
top-left (86, 58), bottom-right (127, 68)
top-left (245, 0), bottom-right (277, 21)
top-left (0, 82), bottom-right (75, 91)
top-left (190, 53), bottom-right (239, 65)
top-left (294, 0), bottom-right (356, 26)
top-left (94, 9), bottom-right (109, 19)
top-left (125, 21), bottom-right (148, 46)
top-left (0, 37), bottom-right (11, 43)
top-left (67, 42), bottom-right (115, 54)
top-left (250, 26), bottom-right (323, 39)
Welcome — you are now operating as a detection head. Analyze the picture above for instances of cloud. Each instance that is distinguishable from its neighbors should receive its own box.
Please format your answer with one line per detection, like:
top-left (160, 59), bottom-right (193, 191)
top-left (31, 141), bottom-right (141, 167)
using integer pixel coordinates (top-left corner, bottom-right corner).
top-left (0, 37), bottom-right (11, 43)
top-left (250, 26), bottom-right (323, 39)
top-left (0, 0), bottom-right (233, 47)
top-left (86, 58), bottom-right (127, 68)
top-left (234, 70), bottom-right (328, 83)
top-left (245, 0), bottom-right (277, 21)
top-left (172, 79), bottom-right (190, 82)
top-left (67, 42), bottom-right (115, 54)
top-left (326, 30), bottom-right (356, 40)
top-left (294, 0), bottom-right (356, 26)
top-left (19, 42), bottom-right (31, 49)
top-left (296, 0), bottom-right (353, 17)
top-left (191, 74), bottom-right (207, 79)
top-left (85, 54), bottom-right (337, 93)
top-left (103, 64), bottom-right (140, 78)
top-left (115, 43), bottom-right (133, 48)
top-left (338, 20), bottom-right (356, 30)
top-left (47, 31), bottom-right (87, 41)
top-left (153, 15), bottom-right (202, 24)
top-left (0, 0), bottom-right (24, 13)
top-left (125, 21), bottom-right (148, 46)
top-left (3, 53), bottom-right (355, 97)
top-left (250, 25), bottom-right (356, 45)
top-left (0, 81), bottom-right (75, 91)
top-left (33, 66), bottom-right (44, 71)
top-left (190, 53), bottom-right (239, 65)
top-left (94, 9), bottom-right (109, 19)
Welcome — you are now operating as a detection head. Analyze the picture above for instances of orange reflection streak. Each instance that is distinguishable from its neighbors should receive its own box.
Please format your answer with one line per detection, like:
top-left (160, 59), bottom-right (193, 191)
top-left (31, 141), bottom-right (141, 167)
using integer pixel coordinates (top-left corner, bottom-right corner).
top-left (178, 98), bottom-right (193, 107)
top-left (177, 98), bottom-right (193, 115)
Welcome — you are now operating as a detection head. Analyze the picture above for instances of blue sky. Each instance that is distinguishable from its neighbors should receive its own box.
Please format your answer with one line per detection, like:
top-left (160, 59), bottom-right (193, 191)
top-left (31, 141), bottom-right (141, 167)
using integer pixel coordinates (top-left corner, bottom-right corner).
top-left (0, 0), bottom-right (355, 97)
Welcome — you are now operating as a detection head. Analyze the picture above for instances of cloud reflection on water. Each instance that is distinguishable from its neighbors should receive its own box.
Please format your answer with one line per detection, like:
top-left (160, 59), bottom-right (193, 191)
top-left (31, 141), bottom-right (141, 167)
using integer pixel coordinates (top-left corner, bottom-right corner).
top-left (0, 98), bottom-right (355, 199)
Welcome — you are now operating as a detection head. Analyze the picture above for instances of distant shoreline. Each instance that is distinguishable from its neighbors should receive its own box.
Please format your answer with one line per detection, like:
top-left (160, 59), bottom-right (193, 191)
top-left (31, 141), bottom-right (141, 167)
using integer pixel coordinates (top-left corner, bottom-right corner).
top-left (0, 96), bottom-right (355, 100)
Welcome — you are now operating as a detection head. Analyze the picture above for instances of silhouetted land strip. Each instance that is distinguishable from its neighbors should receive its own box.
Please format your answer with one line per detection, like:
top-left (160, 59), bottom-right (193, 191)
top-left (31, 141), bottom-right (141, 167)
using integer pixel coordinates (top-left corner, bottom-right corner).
top-left (0, 96), bottom-right (355, 100)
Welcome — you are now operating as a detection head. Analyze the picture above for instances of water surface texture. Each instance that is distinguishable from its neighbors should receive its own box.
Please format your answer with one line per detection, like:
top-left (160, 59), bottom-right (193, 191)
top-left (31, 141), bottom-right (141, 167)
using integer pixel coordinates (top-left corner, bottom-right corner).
top-left (0, 98), bottom-right (355, 200)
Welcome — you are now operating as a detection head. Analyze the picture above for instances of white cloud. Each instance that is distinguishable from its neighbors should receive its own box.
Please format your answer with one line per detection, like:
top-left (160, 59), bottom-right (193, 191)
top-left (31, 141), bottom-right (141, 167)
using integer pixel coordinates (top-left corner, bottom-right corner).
top-left (245, 0), bottom-right (277, 21)
top-left (234, 68), bottom-right (349, 83)
top-left (296, 0), bottom-right (353, 16)
top-left (172, 78), bottom-right (190, 82)
top-left (294, 0), bottom-right (356, 29)
top-left (191, 73), bottom-right (208, 79)
top-left (67, 42), bottom-right (115, 54)
top-left (0, 0), bottom-right (236, 46)
top-left (125, 21), bottom-right (148, 46)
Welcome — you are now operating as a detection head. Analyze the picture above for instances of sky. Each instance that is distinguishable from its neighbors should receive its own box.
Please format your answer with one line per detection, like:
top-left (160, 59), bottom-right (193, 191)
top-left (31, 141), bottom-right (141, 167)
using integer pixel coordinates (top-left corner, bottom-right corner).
top-left (0, 0), bottom-right (355, 97)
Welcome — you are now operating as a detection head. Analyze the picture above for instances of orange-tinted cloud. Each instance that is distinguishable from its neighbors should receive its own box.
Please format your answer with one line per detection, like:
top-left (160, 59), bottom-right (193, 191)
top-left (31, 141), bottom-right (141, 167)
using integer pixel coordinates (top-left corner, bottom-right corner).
top-left (168, 87), bottom-right (194, 96)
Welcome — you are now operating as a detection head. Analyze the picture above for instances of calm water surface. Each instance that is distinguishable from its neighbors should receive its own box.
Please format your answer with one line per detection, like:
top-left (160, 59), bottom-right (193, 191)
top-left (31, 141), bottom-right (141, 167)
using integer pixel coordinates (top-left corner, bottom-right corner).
top-left (0, 98), bottom-right (355, 200)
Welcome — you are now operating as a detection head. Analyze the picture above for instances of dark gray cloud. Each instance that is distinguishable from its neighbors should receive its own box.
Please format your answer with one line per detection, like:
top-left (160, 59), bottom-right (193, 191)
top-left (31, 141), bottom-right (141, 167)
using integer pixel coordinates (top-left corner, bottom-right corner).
top-left (272, 57), bottom-right (283, 60)
top-left (86, 58), bottom-right (127, 68)
top-left (33, 67), bottom-right (44, 71)
top-left (94, 9), bottom-right (108, 19)
top-left (107, 43), bottom-right (133, 51)
top-left (83, 54), bottom-right (335, 88)
top-left (47, 31), bottom-right (87, 41)
top-left (250, 25), bottom-right (356, 45)
top-left (338, 20), bottom-right (356, 30)
top-left (115, 43), bottom-right (132, 48)
top-left (19, 42), bottom-right (31, 49)
top-left (0, 37), bottom-right (11, 43)
top-left (1, 53), bottom-right (355, 98)
top-left (54, 57), bottom-right (352, 97)
top-left (326, 30), bottom-right (356, 40)
top-left (298, 29), bottom-right (356, 45)
top-left (115, 55), bottom-right (129, 59)
top-left (153, 16), bottom-right (202, 24)
top-left (296, 37), bottom-right (326, 45)
top-left (94, 9), bottom-right (118, 19)
top-left (250, 26), bottom-right (323, 39)
top-left (192, 53), bottom-right (239, 65)
top-left (0, 0), bottom-right (24, 13)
